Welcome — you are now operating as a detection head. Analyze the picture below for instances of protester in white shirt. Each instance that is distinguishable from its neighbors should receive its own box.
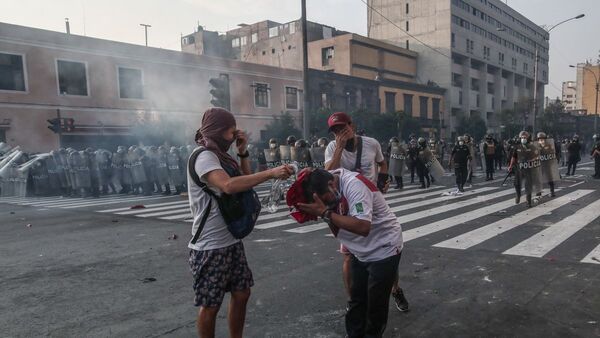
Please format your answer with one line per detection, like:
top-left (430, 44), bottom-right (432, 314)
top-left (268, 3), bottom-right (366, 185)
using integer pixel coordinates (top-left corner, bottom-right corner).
top-left (297, 168), bottom-right (403, 337)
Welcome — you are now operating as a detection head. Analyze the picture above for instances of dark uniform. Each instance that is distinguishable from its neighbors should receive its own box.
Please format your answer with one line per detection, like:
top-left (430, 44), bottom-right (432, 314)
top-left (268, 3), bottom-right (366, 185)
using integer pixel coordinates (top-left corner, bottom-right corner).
top-left (407, 139), bottom-right (418, 184)
top-left (482, 137), bottom-right (496, 180)
top-left (451, 141), bottom-right (471, 192)
top-left (566, 138), bottom-right (581, 176)
top-left (591, 136), bottom-right (600, 178)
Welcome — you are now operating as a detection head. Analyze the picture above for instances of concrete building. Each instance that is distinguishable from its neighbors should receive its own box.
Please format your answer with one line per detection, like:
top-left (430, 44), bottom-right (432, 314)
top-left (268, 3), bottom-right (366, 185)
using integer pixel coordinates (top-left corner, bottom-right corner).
top-left (183, 20), bottom-right (446, 137)
top-left (0, 22), bottom-right (304, 152)
top-left (562, 81), bottom-right (577, 111)
top-left (367, 0), bottom-right (549, 135)
top-left (575, 63), bottom-right (600, 115)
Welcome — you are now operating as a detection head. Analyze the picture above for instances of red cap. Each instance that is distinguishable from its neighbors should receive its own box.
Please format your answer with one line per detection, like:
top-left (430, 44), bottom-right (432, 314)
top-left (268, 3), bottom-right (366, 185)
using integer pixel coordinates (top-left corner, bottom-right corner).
top-left (327, 112), bottom-right (352, 131)
top-left (286, 168), bottom-right (318, 224)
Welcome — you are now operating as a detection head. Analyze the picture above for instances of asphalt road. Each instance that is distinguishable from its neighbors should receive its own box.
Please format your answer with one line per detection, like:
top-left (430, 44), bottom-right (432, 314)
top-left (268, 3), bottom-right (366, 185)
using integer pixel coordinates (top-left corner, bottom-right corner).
top-left (1, 166), bottom-right (599, 337)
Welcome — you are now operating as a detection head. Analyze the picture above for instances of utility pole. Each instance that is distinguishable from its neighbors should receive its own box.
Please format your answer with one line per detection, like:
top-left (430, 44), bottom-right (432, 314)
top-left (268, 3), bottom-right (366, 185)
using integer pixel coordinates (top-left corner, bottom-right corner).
top-left (140, 23), bottom-right (151, 46)
top-left (532, 45), bottom-right (539, 133)
top-left (301, 0), bottom-right (310, 140)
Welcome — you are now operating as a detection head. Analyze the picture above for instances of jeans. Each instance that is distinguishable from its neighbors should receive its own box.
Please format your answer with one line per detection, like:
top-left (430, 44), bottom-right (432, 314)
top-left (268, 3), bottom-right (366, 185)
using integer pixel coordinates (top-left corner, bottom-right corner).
top-left (346, 253), bottom-right (401, 338)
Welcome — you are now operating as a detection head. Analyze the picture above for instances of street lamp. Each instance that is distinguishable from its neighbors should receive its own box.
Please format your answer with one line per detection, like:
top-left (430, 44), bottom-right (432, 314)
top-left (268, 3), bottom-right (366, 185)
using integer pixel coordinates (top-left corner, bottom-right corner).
top-left (570, 64), bottom-right (599, 133)
top-left (498, 14), bottom-right (584, 133)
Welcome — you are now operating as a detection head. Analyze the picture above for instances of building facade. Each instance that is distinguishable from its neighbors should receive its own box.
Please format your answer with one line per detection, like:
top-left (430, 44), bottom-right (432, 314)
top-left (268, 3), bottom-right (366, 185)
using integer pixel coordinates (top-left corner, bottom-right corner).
top-left (368, 0), bottom-right (549, 135)
top-left (562, 81), bottom-right (577, 111)
top-left (0, 22), bottom-right (304, 152)
top-left (575, 63), bottom-right (600, 115)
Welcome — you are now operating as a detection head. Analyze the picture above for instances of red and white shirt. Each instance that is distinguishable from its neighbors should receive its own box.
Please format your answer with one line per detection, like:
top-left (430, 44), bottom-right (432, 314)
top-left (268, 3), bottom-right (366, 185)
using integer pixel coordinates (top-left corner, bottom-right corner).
top-left (332, 169), bottom-right (403, 262)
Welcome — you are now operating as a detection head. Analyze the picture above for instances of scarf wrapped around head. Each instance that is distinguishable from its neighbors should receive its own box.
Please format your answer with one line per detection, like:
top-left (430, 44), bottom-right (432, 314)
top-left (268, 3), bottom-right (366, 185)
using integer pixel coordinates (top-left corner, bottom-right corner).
top-left (198, 108), bottom-right (239, 170)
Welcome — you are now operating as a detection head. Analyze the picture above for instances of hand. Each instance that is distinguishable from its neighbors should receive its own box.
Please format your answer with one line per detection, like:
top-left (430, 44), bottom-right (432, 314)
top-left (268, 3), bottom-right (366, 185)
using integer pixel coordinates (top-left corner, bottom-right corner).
top-left (270, 165), bottom-right (294, 179)
top-left (334, 127), bottom-right (353, 151)
top-left (296, 193), bottom-right (328, 217)
top-left (235, 130), bottom-right (248, 154)
top-left (380, 180), bottom-right (390, 194)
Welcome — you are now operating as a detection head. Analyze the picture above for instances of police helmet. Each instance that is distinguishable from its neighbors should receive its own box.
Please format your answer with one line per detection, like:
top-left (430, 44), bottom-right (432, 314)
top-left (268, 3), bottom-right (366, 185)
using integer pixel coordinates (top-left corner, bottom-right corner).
top-left (294, 139), bottom-right (307, 148)
top-left (389, 137), bottom-right (399, 144)
top-left (518, 131), bottom-right (530, 139)
top-left (417, 137), bottom-right (426, 145)
top-left (536, 132), bottom-right (547, 140)
top-left (269, 138), bottom-right (278, 145)
top-left (286, 135), bottom-right (297, 146)
top-left (457, 136), bottom-right (464, 142)
top-left (318, 137), bottom-right (329, 147)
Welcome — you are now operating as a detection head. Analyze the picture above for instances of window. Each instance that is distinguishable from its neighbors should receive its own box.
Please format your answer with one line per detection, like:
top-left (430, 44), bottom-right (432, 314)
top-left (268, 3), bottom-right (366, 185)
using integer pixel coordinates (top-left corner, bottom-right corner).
top-left (483, 46), bottom-right (490, 60)
top-left (385, 92), bottom-right (396, 113)
top-left (289, 22), bottom-right (296, 34)
top-left (269, 26), bottom-right (279, 38)
top-left (403, 94), bottom-right (413, 115)
top-left (523, 63), bottom-right (528, 74)
top-left (231, 38), bottom-right (240, 48)
top-left (240, 36), bottom-right (247, 46)
top-left (57, 59), bottom-right (88, 96)
top-left (406, 3), bottom-right (409, 13)
top-left (459, 90), bottom-right (463, 105)
top-left (466, 38), bottom-right (474, 54)
top-left (419, 96), bottom-right (428, 119)
top-left (251, 33), bottom-right (258, 43)
top-left (0, 53), bottom-right (26, 91)
top-left (491, 97), bottom-right (495, 109)
top-left (432, 98), bottom-right (440, 120)
top-left (451, 33), bottom-right (456, 48)
top-left (406, 21), bottom-right (409, 31)
top-left (498, 52), bottom-right (504, 65)
top-left (285, 86), bottom-right (298, 110)
top-left (321, 47), bottom-right (334, 66)
top-left (511, 57), bottom-right (517, 69)
top-left (487, 82), bottom-right (494, 94)
top-left (254, 83), bottom-right (269, 108)
top-left (118, 67), bottom-right (143, 99)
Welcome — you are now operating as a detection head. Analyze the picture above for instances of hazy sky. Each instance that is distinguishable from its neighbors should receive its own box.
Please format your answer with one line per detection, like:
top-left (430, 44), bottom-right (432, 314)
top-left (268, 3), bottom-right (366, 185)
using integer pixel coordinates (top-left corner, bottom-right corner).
top-left (1, 0), bottom-right (598, 98)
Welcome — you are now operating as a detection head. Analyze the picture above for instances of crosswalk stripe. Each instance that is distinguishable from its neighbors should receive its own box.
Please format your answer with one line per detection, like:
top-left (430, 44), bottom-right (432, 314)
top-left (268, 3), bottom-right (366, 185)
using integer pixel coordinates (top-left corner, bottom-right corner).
top-left (61, 196), bottom-right (173, 209)
top-left (159, 212), bottom-right (193, 220)
top-left (99, 200), bottom-right (187, 213)
top-left (388, 187), bottom-right (496, 213)
top-left (137, 207), bottom-right (191, 218)
top-left (433, 190), bottom-right (594, 250)
top-left (116, 202), bottom-right (190, 215)
top-left (503, 198), bottom-right (600, 258)
top-left (581, 244), bottom-right (600, 264)
top-left (256, 185), bottom-right (426, 223)
top-left (283, 187), bottom-right (505, 235)
top-left (18, 195), bottom-right (135, 207)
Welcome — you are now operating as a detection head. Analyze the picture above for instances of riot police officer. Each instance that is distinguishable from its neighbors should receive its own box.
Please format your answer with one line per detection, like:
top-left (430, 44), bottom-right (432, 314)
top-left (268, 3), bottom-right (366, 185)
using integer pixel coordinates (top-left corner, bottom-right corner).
top-left (537, 132), bottom-right (558, 197)
top-left (509, 131), bottom-right (542, 208)
top-left (407, 137), bottom-right (418, 184)
top-left (388, 137), bottom-right (407, 189)
top-left (286, 135), bottom-right (297, 146)
top-left (566, 135), bottom-right (582, 176)
top-left (591, 134), bottom-right (600, 178)
top-left (450, 136), bottom-right (471, 192)
top-left (416, 137), bottom-right (430, 189)
top-left (482, 135), bottom-right (496, 181)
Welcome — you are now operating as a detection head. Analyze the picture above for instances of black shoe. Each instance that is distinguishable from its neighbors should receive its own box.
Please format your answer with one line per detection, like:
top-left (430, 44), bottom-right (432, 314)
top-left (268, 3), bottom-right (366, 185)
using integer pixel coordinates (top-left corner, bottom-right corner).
top-left (550, 193), bottom-right (556, 197)
top-left (426, 181), bottom-right (430, 188)
top-left (419, 184), bottom-right (426, 189)
top-left (515, 194), bottom-right (521, 204)
top-left (392, 288), bottom-right (410, 312)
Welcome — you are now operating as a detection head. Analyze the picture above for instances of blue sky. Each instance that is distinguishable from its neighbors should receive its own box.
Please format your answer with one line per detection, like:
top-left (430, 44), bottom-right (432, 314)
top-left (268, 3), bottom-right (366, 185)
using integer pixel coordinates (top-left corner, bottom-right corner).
top-left (1, 0), bottom-right (598, 98)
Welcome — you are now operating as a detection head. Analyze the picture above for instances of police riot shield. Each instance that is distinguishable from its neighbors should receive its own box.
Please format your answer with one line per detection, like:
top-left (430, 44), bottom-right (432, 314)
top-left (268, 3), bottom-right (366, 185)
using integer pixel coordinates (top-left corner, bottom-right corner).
top-left (309, 147), bottom-right (326, 169)
top-left (72, 151), bottom-right (91, 189)
top-left (516, 144), bottom-right (543, 195)
top-left (279, 145), bottom-right (291, 164)
top-left (263, 148), bottom-right (281, 169)
top-left (53, 152), bottom-right (69, 189)
top-left (111, 151), bottom-right (125, 188)
top-left (538, 139), bottom-right (560, 183)
top-left (45, 156), bottom-right (61, 194)
top-left (156, 150), bottom-right (170, 186)
top-left (129, 152), bottom-right (148, 185)
top-left (168, 151), bottom-right (185, 186)
top-left (96, 150), bottom-right (112, 187)
top-left (290, 146), bottom-right (311, 169)
top-left (389, 144), bottom-right (407, 177)
top-left (419, 148), bottom-right (445, 181)
top-left (31, 159), bottom-right (50, 196)
top-left (467, 143), bottom-right (476, 175)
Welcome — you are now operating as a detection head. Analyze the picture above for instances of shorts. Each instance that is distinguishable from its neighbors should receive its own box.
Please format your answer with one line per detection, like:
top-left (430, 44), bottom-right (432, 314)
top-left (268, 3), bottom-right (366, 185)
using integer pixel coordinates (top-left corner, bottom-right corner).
top-left (188, 241), bottom-right (254, 307)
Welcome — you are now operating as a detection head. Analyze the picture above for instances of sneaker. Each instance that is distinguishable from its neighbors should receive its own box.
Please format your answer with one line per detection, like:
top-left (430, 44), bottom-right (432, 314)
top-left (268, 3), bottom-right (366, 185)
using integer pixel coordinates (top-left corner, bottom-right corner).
top-left (393, 288), bottom-right (410, 312)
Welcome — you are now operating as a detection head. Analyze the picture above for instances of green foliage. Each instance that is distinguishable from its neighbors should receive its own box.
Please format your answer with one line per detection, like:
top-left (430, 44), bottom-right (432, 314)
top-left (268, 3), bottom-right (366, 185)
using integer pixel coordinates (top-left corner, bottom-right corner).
top-left (538, 99), bottom-right (569, 137)
top-left (498, 108), bottom-right (522, 139)
top-left (261, 112), bottom-right (302, 146)
top-left (456, 115), bottom-right (487, 141)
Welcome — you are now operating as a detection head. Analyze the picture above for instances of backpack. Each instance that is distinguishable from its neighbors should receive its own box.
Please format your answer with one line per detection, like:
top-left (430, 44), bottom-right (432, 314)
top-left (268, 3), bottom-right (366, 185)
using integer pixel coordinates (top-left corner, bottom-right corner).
top-left (188, 147), bottom-right (261, 241)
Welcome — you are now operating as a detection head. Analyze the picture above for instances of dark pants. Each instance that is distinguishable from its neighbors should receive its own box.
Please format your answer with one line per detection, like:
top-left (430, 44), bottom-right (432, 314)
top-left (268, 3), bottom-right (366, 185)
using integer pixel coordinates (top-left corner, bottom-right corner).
top-left (455, 165), bottom-right (468, 188)
top-left (567, 160), bottom-right (577, 175)
top-left (394, 176), bottom-right (403, 188)
top-left (514, 173), bottom-right (532, 205)
top-left (417, 165), bottom-right (430, 187)
top-left (594, 157), bottom-right (600, 177)
top-left (409, 162), bottom-right (416, 182)
top-left (485, 155), bottom-right (495, 178)
top-left (346, 253), bottom-right (401, 338)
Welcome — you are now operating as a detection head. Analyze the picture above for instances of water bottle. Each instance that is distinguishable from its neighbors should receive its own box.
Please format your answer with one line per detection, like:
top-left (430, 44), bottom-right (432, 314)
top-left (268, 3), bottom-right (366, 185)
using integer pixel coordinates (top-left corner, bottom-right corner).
top-left (264, 162), bottom-right (299, 213)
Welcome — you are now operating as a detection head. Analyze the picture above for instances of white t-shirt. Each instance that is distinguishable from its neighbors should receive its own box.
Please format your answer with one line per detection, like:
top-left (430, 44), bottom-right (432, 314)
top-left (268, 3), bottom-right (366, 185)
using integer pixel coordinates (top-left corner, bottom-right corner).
top-left (333, 168), bottom-right (403, 262)
top-left (187, 149), bottom-right (239, 251)
top-left (325, 136), bottom-right (384, 183)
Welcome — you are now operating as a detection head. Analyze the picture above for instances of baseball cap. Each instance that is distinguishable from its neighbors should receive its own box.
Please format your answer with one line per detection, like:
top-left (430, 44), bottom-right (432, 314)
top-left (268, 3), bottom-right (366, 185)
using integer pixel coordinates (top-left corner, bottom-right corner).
top-left (327, 112), bottom-right (352, 131)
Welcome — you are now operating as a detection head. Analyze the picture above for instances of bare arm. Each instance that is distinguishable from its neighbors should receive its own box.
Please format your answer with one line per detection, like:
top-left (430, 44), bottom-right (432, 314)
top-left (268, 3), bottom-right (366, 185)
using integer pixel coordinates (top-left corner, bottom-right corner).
top-left (205, 165), bottom-right (291, 195)
top-left (325, 129), bottom-right (352, 170)
top-left (377, 160), bottom-right (388, 175)
top-left (239, 156), bottom-right (251, 175)
top-left (329, 212), bottom-right (371, 237)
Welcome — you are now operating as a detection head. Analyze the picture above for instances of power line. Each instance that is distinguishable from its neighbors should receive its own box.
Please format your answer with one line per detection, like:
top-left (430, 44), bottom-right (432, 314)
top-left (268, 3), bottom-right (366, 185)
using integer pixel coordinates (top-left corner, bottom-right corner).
top-left (359, 0), bottom-right (451, 59)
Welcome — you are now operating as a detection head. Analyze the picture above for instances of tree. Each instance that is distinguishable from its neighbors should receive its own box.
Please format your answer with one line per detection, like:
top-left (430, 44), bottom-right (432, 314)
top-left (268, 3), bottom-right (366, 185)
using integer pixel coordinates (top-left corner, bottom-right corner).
top-left (498, 108), bottom-right (521, 139)
top-left (538, 99), bottom-right (569, 137)
top-left (456, 115), bottom-right (487, 141)
top-left (261, 112), bottom-right (302, 146)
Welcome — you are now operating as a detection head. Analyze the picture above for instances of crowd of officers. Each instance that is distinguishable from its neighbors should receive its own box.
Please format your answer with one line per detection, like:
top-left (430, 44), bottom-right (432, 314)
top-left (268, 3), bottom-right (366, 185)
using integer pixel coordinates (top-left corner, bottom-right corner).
top-left (3, 145), bottom-right (196, 198)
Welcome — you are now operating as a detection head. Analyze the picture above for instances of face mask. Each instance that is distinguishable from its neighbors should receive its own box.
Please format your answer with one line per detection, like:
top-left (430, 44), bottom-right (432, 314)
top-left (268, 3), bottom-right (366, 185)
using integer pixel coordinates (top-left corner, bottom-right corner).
top-left (521, 138), bottom-right (528, 145)
top-left (327, 187), bottom-right (342, 209)
top-left (269, 143), bottom-right (277, 149)
top-left (344, 137), bottom-right (355, 151)
top-left (459, 141), bottom-right (464, 146)
top-left (539, 140), bottom-right (546, 145)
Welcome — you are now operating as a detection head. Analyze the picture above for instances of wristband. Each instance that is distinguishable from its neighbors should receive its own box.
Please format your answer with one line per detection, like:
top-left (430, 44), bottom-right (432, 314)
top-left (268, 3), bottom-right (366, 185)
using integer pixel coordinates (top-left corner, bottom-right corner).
top-left (237, 150), bottom-right (249, 158)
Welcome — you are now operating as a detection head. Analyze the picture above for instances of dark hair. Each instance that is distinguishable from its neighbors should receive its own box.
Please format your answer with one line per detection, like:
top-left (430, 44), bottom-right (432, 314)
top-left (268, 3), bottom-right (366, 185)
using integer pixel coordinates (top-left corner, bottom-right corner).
top-left (302, 169), bottom-right (334, 202)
